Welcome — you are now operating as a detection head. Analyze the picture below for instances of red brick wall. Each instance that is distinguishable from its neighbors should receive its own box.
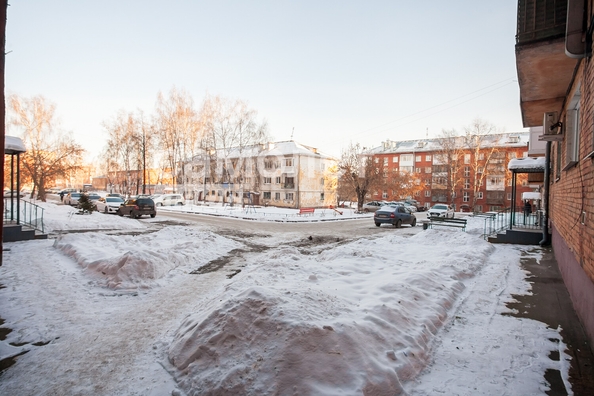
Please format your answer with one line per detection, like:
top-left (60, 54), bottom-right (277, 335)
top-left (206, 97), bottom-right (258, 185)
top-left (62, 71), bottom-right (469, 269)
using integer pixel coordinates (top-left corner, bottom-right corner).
top-left (550, 59), bottom-right (594, 285)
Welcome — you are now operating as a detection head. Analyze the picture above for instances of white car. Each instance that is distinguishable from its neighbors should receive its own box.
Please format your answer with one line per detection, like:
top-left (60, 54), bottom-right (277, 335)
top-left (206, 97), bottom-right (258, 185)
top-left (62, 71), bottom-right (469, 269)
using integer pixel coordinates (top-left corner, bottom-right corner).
top-left (427, 204), bottom-right (455, 218)
top-left (95, 196), bottom-right (125, 214)
top-left (152, 194), bottom-right (185, 206)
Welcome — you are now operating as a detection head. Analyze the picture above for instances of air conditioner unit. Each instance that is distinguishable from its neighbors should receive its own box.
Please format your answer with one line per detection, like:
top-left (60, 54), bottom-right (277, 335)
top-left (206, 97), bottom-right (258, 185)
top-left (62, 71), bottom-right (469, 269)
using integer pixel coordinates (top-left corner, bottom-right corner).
top-left (539, 111), bottom-right (563, 141)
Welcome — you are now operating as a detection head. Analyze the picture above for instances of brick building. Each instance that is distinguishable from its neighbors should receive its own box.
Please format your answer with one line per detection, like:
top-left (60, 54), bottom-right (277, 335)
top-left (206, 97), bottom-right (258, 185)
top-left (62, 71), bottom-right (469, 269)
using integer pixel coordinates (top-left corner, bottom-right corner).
top-left (369, 133), bottom-right (534, 211)
top-left (515, 0), bottom-right (594, 347)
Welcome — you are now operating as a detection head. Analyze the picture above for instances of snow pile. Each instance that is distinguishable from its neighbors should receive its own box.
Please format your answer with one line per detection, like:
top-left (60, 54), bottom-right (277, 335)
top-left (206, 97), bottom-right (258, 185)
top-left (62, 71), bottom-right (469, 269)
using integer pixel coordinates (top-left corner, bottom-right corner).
top-left (53, 226), bottom-right (242, 290)
top-left (37, 201), bottom-right (146, 232)
top-left (167, 230), bottom-right (494, 395)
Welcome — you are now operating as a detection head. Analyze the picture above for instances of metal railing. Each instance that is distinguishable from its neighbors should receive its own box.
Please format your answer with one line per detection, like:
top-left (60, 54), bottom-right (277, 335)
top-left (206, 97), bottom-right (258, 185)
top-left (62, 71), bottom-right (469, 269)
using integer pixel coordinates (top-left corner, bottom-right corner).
top-left (476, 206), bottom-right (544, 240)
top-left (3, 198), bottom-right (45, 233)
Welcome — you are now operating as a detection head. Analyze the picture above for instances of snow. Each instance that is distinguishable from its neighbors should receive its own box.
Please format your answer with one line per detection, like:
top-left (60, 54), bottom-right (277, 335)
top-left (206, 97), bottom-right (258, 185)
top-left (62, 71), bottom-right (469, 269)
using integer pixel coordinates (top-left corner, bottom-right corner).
top-left (0, 202), bottom-right (572, 395)
top-left (508, 156), bottom-right (546, 171)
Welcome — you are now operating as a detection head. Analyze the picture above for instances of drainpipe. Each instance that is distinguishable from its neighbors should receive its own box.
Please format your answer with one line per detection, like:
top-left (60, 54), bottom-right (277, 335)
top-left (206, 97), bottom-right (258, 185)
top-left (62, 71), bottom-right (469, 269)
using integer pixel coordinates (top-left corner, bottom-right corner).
top-left (540, 141), bottom-right (551, 246)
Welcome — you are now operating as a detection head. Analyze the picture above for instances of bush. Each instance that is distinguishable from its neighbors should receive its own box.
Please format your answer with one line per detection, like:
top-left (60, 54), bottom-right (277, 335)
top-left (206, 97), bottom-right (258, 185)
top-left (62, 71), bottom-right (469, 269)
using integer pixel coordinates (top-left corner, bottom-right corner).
top-left (77, 193), bottom-right (96, 214)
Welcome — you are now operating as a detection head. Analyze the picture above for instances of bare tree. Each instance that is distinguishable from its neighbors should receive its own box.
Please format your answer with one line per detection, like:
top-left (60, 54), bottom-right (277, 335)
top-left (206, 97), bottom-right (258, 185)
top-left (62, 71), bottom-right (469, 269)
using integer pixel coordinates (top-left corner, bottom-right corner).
top-left (338, 143), bottom-right (383, 211)
top-left (200, 95), bottom-right (269, 205)
top-left (435, 128), bottom-right (466, 204)
top-left (463, 119), bottom-right (500, 210)
top-left (7, 95), bottom-right (84, 201)
top-left (155, 87), bottom-right (201, 196)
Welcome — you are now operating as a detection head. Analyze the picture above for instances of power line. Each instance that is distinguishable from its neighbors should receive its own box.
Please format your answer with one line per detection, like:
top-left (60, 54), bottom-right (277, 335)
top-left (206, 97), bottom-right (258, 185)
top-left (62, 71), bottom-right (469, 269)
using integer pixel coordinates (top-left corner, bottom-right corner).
top-left (351, 78), bottom-right (517, 138)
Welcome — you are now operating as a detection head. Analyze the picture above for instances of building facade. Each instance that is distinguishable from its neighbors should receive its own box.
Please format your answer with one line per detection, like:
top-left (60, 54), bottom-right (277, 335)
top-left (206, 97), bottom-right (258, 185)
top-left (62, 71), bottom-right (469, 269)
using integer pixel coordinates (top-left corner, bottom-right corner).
top-left (515, 0), bottom-right (594, 347)
top-left (181, 141), bottom-right (337, 209)
top-left (370, 133), bottom-right (534, 211)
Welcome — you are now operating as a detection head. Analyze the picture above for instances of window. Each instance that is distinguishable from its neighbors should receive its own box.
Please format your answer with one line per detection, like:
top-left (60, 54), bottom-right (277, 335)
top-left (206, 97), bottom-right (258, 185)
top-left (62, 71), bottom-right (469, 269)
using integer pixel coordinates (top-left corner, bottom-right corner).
top-left (507, 193), bottom-right (512, 200)
top-left (263, 192), bottom-right (271, 199)
top-left (320, 177), bottom-right (325, 186)
top-left (564, 87), bottom-right (581, 169)
top-left (464, 166), bottom-right (470, 177)
top-left (416, 155), bottom-right (422, 162)
top-left (285, 193), bottom-right (294, 200)
top-left (425, 190), bottom-right (431, 197)
top-left (400, 154), bottom-right (413, 162)
top-left (382, 190), bottom-right (388, 199)
top-left (263, 177), bottom-right (271, 184)
top-left (415, 168), bottom-right (421, 173)
top-left (374, 157), bottom-right (379, 163)
top-left (285, 177), bottom-right (294, 187)
top-left (425, 167), bottom-right (431, 173)
top-left (464, 179), bottom-right (470, 189)
top-left (475, 205), bottom-right (483, 212)
top-left (477, 192), bottom-right (483, 199)
top-left (478, 153), bottom-right (484, 160)
top-left (383, 158), bottom-right (388, 166)
top-left (284, 158), bottom-right (294, 167)
top-left (275, 192), bottom-right (281, 200)
top-left (509, 152), bottom-right (517, 159)
top-left (463, 192), bottom-right (470, 202)
top-left (392, 156), bottom-right (398, 163)
top-left (426, 155), bottom-right (431, 161)
top-left (400, 166), bottom-right (413, 173)
top-left (555, 142), bottom-right (562, 180)
top-left (320, 193), bottom-right (325, 201)
top-left (275, 176), bottom-right (281, 184)
top-left (464, 154), bottom-right (471, 164)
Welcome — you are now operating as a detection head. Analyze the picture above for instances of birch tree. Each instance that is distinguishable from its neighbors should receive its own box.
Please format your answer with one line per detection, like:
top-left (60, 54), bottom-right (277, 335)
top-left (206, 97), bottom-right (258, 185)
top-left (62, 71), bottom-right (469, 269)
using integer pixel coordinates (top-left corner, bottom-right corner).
top-left (463, 119), bottom-right (500, 210)
top-left (338, 143), bottom-right (382, 211)
top-left (7, 94), bottom-right (84, 201)
top-left (200, 95), bottom-right (269, 204)
top-left (155, 87), bottom-right (201, 196)
top-left (436, 128), bottom-right (465, 203)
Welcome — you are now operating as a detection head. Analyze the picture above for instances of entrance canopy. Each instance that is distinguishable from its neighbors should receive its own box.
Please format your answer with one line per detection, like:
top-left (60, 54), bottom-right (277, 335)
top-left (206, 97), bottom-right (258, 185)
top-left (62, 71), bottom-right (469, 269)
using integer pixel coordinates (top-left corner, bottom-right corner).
top-left (5, 136), bottom-right (26, 154)
top-left (508, 157), bottom-right (545, 173)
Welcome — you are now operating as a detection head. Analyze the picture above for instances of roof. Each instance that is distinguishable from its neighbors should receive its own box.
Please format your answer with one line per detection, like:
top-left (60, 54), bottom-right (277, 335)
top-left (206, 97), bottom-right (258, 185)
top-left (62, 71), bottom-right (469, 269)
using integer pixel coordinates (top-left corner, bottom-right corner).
top-left (507, 157), bottom-right (546, 173)
top-left (5, 136), bottom-right (26, 154)
top-left (369, 132), bottom-right (530, 154)
top-left (191, 140), bottom-right (337, 162)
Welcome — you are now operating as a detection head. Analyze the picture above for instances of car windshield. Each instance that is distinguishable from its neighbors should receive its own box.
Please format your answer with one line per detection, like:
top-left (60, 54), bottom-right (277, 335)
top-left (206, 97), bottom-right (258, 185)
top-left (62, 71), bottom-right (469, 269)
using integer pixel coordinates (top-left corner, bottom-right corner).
top-left (106, 197), bottom-right (123, 203)
top-left (70, 193), bottom-right (82, 198)
top-left (433, 204), bottom-right (447, 210)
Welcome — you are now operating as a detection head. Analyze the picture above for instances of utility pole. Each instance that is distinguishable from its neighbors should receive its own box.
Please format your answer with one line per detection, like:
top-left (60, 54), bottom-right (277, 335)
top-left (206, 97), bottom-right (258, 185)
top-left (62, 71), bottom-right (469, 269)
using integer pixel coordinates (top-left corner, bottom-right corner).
top-left (1, 0), bottom-right (8, 264)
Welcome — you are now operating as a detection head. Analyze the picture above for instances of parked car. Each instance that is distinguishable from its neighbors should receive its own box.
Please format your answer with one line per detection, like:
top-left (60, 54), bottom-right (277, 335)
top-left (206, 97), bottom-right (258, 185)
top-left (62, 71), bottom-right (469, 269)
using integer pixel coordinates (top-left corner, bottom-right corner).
top-left (87, 193), bottom-right (101, 202)
top-left (117, 197), bottom-right (156, 218)
top-left (403, 203), bottom-right (418, 212)
top-left (64, 192), bottom-right (83, 206)
top-left (427, 204), bottom-right (455, 218)
top-left (106, 193), bottom-right (123, 198)
top-left (152, 194), bottom-right (185, 206)
top-left (59, 188), bottom-right (77, 195)
top-left (374, 205), bottom-right (417, 228)
top-left (95, 196), bottom-right (124, 214)
top-left (362, 201), bottom-right (385, 212)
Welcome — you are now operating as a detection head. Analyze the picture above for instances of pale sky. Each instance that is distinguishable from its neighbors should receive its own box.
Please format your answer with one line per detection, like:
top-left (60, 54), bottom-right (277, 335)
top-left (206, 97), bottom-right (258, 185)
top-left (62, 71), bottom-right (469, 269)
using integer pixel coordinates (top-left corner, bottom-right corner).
top-left (6, 1), bottom-right (526, 160)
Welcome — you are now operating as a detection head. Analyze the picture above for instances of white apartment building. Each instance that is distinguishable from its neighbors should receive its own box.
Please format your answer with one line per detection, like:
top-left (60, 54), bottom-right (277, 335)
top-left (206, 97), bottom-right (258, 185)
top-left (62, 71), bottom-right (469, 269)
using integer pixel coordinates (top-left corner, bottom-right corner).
top-left (181, 141), bottom-right (337, 208)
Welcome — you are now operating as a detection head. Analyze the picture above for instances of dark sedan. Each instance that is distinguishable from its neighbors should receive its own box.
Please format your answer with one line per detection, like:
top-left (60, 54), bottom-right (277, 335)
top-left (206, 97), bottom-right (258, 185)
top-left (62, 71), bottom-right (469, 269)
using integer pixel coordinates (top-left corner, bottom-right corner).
top-left (374, 205), bottom-right (417, 228)
top-left (117, 197), bottom-right (157, 219)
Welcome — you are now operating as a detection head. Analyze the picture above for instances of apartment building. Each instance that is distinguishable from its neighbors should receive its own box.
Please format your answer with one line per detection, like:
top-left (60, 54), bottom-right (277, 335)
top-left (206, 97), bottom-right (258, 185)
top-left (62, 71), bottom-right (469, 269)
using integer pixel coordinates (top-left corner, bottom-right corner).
top-left (181, 141), bottom-right (337, 209)
top-left (515, 0), bottom-right (594, 346)
top-left (370, 133), bottom-right (533, 211)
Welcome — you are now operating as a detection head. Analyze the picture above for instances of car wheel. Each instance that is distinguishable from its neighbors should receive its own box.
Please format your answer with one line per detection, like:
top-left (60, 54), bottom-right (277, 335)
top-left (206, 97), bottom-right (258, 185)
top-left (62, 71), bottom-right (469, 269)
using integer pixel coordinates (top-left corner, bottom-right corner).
top-left (411, 218), bottom-right (417, 227)
top-left (104, 207), bottom-right (108, 214)
top-left (150, 213), bottom-right (156, 218)
top-left (157, 202), bottom-right (163, 207)
top-left (451, 213), bottom-right (454, 218)
top-left (364, 208), bottom-right (369, 213)
top-left (375, 222), bottom-right (380, 227)
top-left (176, 202), bottom-right (183, 206)
top-left (395, 219), bottom-right (402, 228)
top-left (117, 210), bottom-right (123, 217)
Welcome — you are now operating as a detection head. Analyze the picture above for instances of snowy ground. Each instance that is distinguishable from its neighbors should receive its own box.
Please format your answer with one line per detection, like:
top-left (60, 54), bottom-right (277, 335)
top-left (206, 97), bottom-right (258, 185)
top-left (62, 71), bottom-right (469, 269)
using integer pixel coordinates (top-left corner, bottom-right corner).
top-left (0, 201), bottom-right (571, 395)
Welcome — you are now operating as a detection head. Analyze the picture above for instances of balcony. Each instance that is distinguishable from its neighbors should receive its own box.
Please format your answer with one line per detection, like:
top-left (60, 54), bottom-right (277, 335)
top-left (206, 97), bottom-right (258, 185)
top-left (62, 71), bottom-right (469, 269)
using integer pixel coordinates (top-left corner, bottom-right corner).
top-left (282, 183), bottom-right (295, 189)
top-left (515, 0), bottom-right (577, 127)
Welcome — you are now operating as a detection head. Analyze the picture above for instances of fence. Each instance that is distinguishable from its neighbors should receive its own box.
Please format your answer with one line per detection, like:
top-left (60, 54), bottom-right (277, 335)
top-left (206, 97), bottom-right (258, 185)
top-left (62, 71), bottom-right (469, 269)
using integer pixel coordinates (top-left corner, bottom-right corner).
top-left (3, 198), bottom-right (45, 233)
top-left (477, 206), bottom-right (544, 240)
